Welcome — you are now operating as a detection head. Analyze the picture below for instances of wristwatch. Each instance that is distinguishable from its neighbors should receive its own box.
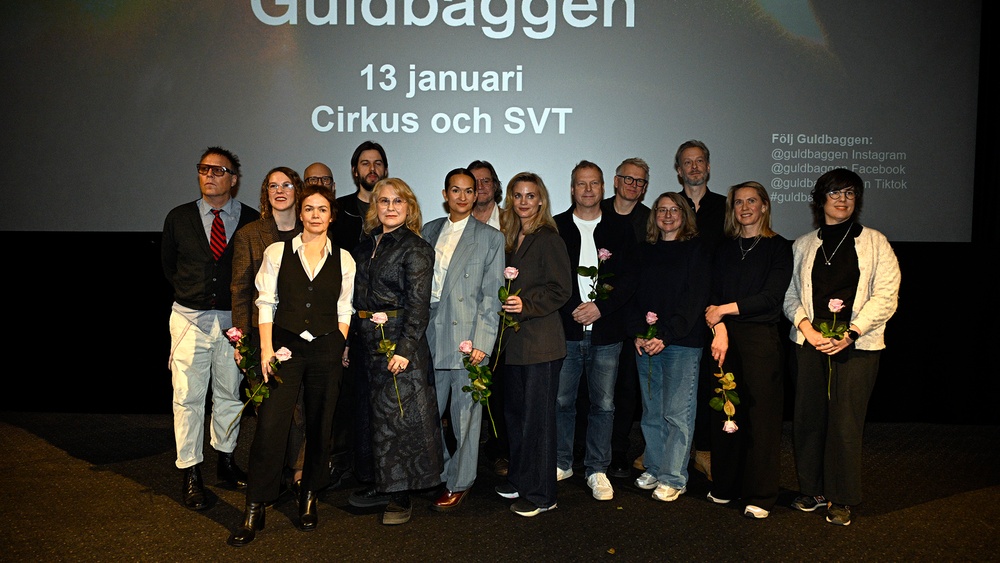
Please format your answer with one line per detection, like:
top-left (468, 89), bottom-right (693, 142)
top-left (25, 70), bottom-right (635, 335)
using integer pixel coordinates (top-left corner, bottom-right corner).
top-left (846, 329), bottom-right (860, 341)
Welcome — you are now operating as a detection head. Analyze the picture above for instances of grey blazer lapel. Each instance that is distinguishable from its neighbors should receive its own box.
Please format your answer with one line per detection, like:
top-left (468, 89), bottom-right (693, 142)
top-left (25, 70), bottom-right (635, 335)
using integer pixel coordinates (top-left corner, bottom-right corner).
top-left (440, 224), bottom-right (478, 300)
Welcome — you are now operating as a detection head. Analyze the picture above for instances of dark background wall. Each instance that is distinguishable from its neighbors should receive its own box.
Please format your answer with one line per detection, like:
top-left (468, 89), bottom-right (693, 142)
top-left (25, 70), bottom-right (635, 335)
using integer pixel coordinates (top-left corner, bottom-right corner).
top-left (6, 7), bottom-right (994, 424)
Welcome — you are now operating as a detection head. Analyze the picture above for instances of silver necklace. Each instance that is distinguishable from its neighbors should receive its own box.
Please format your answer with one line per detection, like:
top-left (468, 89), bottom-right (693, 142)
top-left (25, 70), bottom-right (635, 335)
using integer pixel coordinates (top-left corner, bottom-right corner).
top-left (738, 235), bottom-right (762, 260)
top-left (820, 222), bottom-right (853, 266)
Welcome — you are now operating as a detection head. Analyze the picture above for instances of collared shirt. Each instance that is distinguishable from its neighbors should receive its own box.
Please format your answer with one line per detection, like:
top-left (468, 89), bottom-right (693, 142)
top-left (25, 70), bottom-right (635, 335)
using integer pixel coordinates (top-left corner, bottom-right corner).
top-left (171, 197), bottom-right (246, 332)
top-left (198, 197), bottom-right (243, 242)
top-left (431, 215), bottom-right (470, 303)
top-left (255, 234), bottom-right (356, 340)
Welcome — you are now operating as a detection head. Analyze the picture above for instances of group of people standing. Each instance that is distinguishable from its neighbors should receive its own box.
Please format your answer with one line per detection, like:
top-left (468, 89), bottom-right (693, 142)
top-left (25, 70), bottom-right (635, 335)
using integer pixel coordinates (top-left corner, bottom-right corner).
top-left (161, 138), bottom-right (900, 547)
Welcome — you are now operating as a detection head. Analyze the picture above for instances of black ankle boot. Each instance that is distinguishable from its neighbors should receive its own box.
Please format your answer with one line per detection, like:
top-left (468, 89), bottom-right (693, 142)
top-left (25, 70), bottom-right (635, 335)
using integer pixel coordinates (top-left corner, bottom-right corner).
top-left (217, 452), bottom-right (248, 489)
top-left (299, 490), bottom-right (318, 531)
top-left (183, 465), bottom-right (208, 511)
top-left (227, 502), bottom-right (265, 547)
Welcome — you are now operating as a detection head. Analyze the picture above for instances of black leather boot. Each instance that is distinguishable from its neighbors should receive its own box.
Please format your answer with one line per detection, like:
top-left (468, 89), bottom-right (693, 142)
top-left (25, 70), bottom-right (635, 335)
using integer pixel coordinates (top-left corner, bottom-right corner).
top-left (299, 490), bottom-right (319, 531)
top-left (217, 451), bottom-right (248, 489)
top-left (183, 465), bottom-right (208, 511)
top-left (227, 502), bottom-right (265, 547)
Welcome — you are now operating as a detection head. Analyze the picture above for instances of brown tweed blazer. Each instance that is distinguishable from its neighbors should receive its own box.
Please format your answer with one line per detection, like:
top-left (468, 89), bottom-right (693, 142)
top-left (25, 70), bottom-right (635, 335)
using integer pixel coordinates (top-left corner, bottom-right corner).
top-left (229, 217), bottom-right (302, 334)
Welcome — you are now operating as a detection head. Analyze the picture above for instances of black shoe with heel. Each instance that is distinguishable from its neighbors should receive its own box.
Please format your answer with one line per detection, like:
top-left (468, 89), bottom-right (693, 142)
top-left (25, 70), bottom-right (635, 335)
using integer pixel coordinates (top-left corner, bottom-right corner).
top-left (227, 502), bottom-right (265, 547)
top-left (299, 490), bottom-right (318, 531)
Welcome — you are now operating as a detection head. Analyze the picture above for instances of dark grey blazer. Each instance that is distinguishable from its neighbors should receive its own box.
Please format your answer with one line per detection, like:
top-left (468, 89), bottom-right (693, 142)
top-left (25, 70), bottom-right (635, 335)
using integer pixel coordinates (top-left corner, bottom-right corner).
top-left (502, 226), bottom-right (572, 365)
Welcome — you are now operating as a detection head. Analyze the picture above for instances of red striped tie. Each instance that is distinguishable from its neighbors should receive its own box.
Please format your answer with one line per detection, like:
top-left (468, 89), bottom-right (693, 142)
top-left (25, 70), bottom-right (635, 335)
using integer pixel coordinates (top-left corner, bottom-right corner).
top-left (210, 209), bottom-right (226, 261)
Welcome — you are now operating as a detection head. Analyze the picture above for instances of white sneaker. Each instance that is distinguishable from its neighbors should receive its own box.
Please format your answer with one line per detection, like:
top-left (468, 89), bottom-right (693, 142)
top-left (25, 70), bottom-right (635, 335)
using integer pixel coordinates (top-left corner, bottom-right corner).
top-left (586, 472), bottom-right (614, 501)
top-left (556, 466), bottom-right (574, 481)
top-left (652, 484), bottom-right (686, 502)
top-left (706, 491), bottom-right (731, 504)
top-left (744, 505), bottom-right (770, 519)
top-left (635, 472), bottom-right (658, 490)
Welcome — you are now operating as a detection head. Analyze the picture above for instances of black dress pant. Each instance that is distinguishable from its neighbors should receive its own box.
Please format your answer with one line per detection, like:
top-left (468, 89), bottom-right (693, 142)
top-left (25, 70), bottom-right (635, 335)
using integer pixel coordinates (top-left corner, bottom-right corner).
top-left (247, 326), bottom-right (345, 502)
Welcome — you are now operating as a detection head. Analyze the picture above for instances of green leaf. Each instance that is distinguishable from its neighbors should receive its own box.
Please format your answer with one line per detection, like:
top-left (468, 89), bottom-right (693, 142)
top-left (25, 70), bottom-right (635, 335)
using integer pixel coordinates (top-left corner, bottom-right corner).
top-left (498, 286), bottom-right (509, 301)
top-left (577, 266), bottom-right (597, 277)
top-left (728, 391), bottom-right (741, 405)
top-left (708, 396), bottom-right (725, 411)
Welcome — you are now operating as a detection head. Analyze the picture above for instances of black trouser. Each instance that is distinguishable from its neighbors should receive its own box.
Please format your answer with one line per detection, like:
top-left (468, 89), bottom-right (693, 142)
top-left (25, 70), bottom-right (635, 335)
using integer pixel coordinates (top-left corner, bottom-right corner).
top-left (247, 327), bottom-right (344, 502)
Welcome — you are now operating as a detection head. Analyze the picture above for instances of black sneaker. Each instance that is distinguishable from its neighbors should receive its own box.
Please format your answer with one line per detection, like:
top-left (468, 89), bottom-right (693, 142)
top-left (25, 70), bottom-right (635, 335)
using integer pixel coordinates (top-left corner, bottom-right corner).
top-left (826, 503), bottom-right (852, 526)
top-left (349, 486), bottom-right (391, 508)
top-left (608, 460), bottom-right (631, 479)
top-left (510, 499), bottom-right (556, 517)
top-left (791, 494), bottom-right (827, 512)
top-left (495, 482), bottom-right (519, 499)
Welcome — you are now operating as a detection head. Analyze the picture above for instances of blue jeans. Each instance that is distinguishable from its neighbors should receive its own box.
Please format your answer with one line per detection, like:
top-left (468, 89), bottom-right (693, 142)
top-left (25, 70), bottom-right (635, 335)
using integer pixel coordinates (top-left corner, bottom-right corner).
top-left (637, 345), bottom-right (701, 489)
top-left (556, 334), bottom-right (622, 476)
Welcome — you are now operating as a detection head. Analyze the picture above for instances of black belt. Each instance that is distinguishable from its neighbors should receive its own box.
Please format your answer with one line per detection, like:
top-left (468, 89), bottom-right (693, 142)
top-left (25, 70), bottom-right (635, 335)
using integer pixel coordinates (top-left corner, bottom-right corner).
top-left (356, 309), bottom-right (401, 319)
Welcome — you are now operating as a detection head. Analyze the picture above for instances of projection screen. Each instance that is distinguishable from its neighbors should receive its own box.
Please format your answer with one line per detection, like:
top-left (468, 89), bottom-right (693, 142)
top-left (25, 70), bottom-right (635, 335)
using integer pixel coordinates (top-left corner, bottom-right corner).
top-left (0, 1), bottom-right (982, 242)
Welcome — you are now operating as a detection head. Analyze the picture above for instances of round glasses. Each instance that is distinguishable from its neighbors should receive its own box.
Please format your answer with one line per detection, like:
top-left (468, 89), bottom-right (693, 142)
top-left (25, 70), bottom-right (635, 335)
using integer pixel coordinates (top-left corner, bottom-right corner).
top-left (267, 182), bottom-right (294, 192)
top-left (616, 174), bottom-right (648, 188)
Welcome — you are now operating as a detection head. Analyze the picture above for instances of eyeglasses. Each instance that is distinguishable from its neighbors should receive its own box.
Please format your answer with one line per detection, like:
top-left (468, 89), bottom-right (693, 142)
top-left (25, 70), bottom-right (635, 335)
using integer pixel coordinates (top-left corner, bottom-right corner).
top-left (377, 197), bottom-right (406, 208)
top-left (305, 176), bottom-right (334, 186)
top-left (827, 189), bottom-right (857, 200)
top-left (655, 206), bottom-right (681, 215)
top-left (476, 178), bottom-right (494, 187)
top-left (267, 182), bottom-right (295, 192)
top-left (616, 174), bottom-right (648, 188)
top-left (197, 164), bottom-right (235, 177)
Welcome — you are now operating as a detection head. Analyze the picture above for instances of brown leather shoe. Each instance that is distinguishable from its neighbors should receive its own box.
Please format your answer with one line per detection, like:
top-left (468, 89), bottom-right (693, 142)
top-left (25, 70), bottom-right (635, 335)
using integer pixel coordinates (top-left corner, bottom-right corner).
top-left (430, 489), bottom-right (469, 512)
top-left (493, 457), bottom-right (510, 477)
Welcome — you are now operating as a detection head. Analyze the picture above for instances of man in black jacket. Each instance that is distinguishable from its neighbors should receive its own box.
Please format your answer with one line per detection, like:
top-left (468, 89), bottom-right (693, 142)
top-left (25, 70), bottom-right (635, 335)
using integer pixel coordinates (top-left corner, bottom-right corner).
top-left (161, 146), bottom-right (259, 510)
top-left (553, 160), bottom-right (637, 501)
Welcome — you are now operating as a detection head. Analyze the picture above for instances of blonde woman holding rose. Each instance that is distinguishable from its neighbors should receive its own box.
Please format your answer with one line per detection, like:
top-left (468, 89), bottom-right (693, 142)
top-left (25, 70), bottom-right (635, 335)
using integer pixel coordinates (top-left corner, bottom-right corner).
top-left (348, 177), bottom-right (443, 526)
top-left (783, 168), bottom-right (900, 527)
top-left (493, 172), bottom-right (572, 517)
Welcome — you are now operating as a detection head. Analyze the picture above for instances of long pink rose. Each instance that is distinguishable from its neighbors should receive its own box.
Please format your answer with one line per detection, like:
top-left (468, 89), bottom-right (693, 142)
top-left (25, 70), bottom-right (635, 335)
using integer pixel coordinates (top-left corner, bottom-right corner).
top-left (503, 267), bottom-right (519, 280)
top-left (828, 298), bottom-right (845, 313)
top-left (371, 312), bottom-right (389, 325)
top-left (645, 311), bottom-right (658, 325)
top-left (459, 340), bottom-right (473, 354)
top-left (597, 248), bottom-right (612, 262)
top-left (723, 420), bottom-right (738, 433)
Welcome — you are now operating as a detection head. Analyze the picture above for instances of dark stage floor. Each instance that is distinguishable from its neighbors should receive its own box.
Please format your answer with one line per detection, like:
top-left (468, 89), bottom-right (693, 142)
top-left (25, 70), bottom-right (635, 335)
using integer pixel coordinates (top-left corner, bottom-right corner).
top-left (1, 411), bottom-right (997, 562)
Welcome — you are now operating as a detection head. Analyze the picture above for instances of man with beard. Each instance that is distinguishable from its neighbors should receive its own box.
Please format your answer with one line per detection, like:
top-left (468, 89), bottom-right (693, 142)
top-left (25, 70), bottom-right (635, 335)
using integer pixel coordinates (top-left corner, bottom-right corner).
top-left (331, 142), bottom-right (390, 505)
top-left (674, 139), bottom-right (727, 483)
top-left (468, 160), bottom-right (503, 230)
top-left (331, 141), bottom-right (388, 253)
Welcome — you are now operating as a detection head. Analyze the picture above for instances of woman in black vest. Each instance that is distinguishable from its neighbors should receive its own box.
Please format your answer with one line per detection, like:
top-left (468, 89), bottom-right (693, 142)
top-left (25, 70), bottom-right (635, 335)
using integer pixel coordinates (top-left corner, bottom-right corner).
top-left (228, 184), bottom-right (356, 546)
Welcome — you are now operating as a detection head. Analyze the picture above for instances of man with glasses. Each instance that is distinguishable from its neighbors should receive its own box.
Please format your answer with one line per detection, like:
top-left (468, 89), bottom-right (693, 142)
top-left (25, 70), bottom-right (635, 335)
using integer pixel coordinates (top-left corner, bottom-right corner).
top-left (553, 160), bottom-right (637, 500)
top-left (467, 159), bottom-right (508, 476)
top-left (162, 146), bottom-right (259, 510)
top-left (468, 160), bottom-right (503, 230)
top-left (602, 158), bottom-right (651, 479)
top-left (303, 162), bottom-right (335, 192)
top-left (674, 139), bottom-right (727, 483)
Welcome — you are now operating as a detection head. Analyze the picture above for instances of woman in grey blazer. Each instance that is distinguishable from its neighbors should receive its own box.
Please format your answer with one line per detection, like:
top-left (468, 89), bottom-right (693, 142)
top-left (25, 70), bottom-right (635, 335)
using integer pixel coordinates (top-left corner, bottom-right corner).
top-left (493, 172), bottom-right (572, 517)
top-left (423, 168), bottom-right (506, 511)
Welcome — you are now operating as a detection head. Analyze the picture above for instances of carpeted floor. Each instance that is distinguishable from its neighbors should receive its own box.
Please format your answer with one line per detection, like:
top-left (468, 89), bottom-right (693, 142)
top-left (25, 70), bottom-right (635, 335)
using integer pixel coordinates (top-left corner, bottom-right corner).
top-left (0, 411), bottom-right (997, 562)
